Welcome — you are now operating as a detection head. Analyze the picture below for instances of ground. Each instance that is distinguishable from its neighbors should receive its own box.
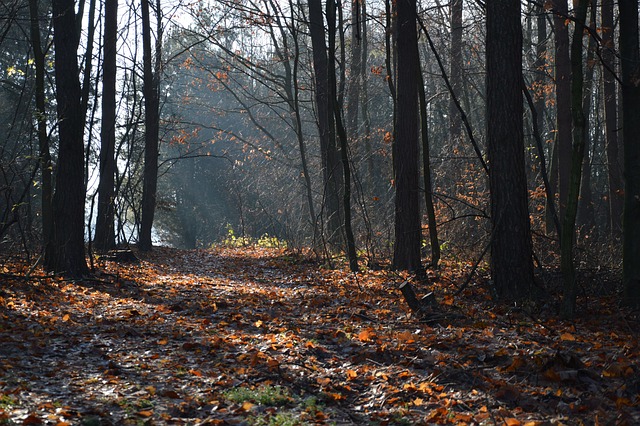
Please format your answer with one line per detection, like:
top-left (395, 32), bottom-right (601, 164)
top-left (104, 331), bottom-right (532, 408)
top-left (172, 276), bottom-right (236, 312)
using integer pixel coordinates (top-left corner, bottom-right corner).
top-left (0, 246), bottom-right (638, 425)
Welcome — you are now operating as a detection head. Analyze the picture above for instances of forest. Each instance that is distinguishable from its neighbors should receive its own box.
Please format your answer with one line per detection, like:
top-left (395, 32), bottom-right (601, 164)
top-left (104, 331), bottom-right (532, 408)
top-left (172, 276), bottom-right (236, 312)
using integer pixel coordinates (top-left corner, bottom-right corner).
top-left (0, 0), bottom-right (639, 424)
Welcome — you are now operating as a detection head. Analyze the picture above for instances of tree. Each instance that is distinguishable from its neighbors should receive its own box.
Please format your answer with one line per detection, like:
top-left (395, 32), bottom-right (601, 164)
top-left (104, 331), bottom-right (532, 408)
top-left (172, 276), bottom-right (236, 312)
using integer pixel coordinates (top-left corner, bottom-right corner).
top-left (602, 0), bottom-right (623, 235)
top-left (28, 0), bottom-right (52, 251)
top-left (620, 0), bottom-right (640, 307)
top-left (307, 0), bottom-right (343, 248)
top-left (139, 0), bottom-right (162, 251)
top-left (392, 0), bottom-right (421, 272)
top-left (551, 0), bottom-right (572, 222)
top-left (45, 0), bottom-right (88, 275)
top-left (486, 0), bottom-right (534, 299)
top-left (94, 0), bottom-right (118, 251)
top-left (560, 0), bottom-right (588, 318)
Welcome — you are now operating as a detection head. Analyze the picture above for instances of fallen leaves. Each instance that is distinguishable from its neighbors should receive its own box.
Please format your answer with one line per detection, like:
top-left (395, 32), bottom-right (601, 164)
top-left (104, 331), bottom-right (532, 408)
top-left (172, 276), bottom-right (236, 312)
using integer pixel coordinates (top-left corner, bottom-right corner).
top-left (0, 246), bottom-right (638, 425)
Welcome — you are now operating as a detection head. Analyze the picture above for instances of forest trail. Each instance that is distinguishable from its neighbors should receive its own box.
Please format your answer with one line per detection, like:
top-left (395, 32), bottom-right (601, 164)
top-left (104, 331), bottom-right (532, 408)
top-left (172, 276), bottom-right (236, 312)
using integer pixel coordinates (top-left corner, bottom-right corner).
top-left (0, 247), bottom-right (638, 425)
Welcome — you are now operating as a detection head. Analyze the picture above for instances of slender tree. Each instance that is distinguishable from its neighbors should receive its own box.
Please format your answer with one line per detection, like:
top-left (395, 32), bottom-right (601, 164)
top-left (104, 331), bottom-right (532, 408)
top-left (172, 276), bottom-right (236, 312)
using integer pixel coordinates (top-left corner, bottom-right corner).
top-left (392, 0), bottom-right (421, 272)
top-left (560, 0), bottom-right (588, 318)
top-left (419, 69), bottom-right (439, 267)
top-left (620, 0), bottom-right (640, 307)
top-left (95, 0), bottom-right (118, 251)
top-left (551, 0), bottom-right (572, 221)
top-left (307, 0), bottom-right (343, 247)
top-left (28, 0), bottom-right (52, 250)
top-left (602, 0), bottom-right (623, 235)
top-left (486, 0), bottom-right (534, 299)
top-left (139, 0), bottom-right (161, 251)
top-left (45, 0), bottom-right (88, 275)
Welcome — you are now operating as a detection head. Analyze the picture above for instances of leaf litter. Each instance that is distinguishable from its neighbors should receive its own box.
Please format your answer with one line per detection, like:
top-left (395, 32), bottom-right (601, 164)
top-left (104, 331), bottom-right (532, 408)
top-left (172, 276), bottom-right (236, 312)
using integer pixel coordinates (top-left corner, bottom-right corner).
top-left (0, 246), bottom-right (638, 425)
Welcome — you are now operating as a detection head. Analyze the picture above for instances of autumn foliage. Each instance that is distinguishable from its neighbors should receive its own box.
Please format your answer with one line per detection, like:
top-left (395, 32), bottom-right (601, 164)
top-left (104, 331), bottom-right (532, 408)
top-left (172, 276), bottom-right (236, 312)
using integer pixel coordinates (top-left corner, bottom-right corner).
top-left (0, 247), bottom-right (638, 424)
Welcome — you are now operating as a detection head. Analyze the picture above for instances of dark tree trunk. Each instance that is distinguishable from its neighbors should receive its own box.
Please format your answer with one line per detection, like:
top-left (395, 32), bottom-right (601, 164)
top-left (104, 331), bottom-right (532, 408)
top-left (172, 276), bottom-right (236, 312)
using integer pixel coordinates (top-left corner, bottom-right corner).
top-left (620, 0), bottom-right (640, 307)
top-left (308, 0), bottom-right (342, 247)
top-left (419, 69), bottom-right (439, 268)
top-left (560, 0), bottom-right (588, 318)
top-left (602, 0), bottom-right (623, 236)
top-left (45, 0), bottom-right (88, 276)
top-left (346, 0), bottom-right (362, 142)
top-left (392, 0), bottom-right (421, 272)
top-left (449, 0), bottom-right (463, 149)
top-left (28, 0), bottom-right (52, 250)
top-left (139, 0), bottom-right (160, 251)
top-left (94, 0), bottom-right (118, 251)
top-left (577, 0), bottom-right (597, 236)
top-left (552, 0), bottom-right (572, 220)
top-left (327, 0), bottom-right (357, 270)
top-left (486, 0), bottom-right (534, 300)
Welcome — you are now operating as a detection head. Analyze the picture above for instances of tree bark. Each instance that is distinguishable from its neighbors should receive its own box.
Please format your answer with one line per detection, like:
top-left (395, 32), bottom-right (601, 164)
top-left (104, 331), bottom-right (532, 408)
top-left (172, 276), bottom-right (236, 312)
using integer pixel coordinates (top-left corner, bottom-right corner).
top-left (45, 0), bottom-right (88, 276)
top-left (392, 0), bottom-right (421, 272)
top-left (560, 0), bottom-right (588, 318)
top-left (449, 0), bottom-right (463, 150)
top-left (95, 0), bottom-right (118, 251)
top-left (139, 0), bottom-right (161, 251)
top-left (419, 69), bottom-right (439, 268)
top-left (28, 0), bottom-right (52, 251)
top-left (308, 0), bottom-right (343, 247)
top-left (486, 0), bottom-right (534, 300)
top-left (552, 0), bottom-right (572, 221)
top-left (620, 0), bottom-right (640, 307)
top-left (602, 0), bottom-right (623, 236)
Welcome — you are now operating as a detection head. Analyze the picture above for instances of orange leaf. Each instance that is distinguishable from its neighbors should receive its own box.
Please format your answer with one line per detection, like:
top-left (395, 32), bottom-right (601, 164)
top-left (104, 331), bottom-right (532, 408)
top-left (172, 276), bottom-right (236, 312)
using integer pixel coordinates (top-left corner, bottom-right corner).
top-left (358, 329), bottom-right (375, 342)
top-left (560, 333), bottom-right (576, 341)
top-left (241, 401), bottom-right (255, 411)
top-left (396, 330), bottom-right (415, 343)
top-left (346, 369), bottom-right (358, 380)
top-left (317, 377), bottom-right (331, 386)
top-left (505, 418), bottom-right (521, 426)
top-left (157, 338), bottom-right (168, 345)
top-left (136, 410), bottom-right (153, 417)
top-left (62, 314), bottom-right (70, 322)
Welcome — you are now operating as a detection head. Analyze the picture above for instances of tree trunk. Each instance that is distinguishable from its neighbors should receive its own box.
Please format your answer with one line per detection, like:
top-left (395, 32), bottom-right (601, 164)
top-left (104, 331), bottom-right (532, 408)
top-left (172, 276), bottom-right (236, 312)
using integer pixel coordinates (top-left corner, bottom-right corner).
top-left (602, 0), bottom-right (623, 236)
top-left (45, 0), bottom-right (88, 276)
top-left (552, 0), bottom-right (573, 221)
top-left (28, 0), bottom-right (52, 251)
top-left (346, 0), bottom-right (362, 142)
top-left (308, 0), bottom-right (343, 248)
top-left (139, 0), bottom-right (161, 251)
top-left (620, 0), bottom-right (640, 307)
top-left (392, 0), bottom-right (421, 272)
top-left (95, 0), bottom-right (118, 251)
top-left (486, 0), bottom-right (534, 300)
top-left (327, 0), bottom-right (358, 271)
top-left (449, 0), bottom-right (463, 150)
top-left (577, 0), bottom-right (597, 236)
top-left (419, 69), bottom-right (439, 268)
top-left (560, 0), bottom-right (588, 318)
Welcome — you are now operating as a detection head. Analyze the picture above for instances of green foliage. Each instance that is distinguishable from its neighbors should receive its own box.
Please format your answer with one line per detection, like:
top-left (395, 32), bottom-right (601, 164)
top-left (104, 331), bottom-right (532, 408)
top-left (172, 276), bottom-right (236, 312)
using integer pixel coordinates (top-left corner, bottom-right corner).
top-left (221, 225), bottom-right (287, 249)
top-left (250, 412), bottom-right (308, 426)
top-left (222, 385), bottom-right (292, 406)
top-left (0, 394), bottom-right (17, 409)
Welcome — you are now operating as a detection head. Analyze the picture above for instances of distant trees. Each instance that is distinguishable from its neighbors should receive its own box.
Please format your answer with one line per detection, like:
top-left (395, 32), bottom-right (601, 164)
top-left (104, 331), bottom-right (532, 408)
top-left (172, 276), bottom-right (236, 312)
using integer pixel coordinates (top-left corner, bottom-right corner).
top-left (3, 0), bottom-right (640, 315)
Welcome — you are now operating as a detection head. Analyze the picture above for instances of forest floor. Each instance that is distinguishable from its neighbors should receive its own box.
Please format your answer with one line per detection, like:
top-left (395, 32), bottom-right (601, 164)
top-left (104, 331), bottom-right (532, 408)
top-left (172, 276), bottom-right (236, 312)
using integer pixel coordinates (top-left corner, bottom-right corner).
top-left (0, 246), bottom-right (638, 425)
